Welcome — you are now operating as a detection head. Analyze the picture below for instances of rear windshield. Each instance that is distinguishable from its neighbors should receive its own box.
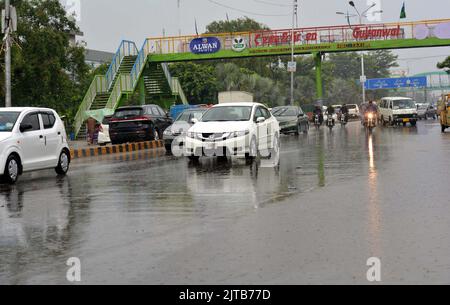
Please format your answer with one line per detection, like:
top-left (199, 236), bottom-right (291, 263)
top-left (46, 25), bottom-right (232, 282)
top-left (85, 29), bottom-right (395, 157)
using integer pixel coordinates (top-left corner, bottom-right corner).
top-left (113, 108), bottom-right (143, 119)
top-left (347, 105), bottom-right (357, 109)
top-left (0, 112), bottom-right (20, 132)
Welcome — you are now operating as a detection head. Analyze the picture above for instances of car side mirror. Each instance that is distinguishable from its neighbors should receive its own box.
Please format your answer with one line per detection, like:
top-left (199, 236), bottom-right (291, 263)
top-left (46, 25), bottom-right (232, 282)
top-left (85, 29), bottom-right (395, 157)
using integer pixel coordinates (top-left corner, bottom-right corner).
top-left (256, 117), bottom-right (266, 124)
top-left (20, 123), bottom-right (33, 133)
top-left (298, 113), bottom-right (304, 117)
top-left (191, 118), bottom-right (199, 124)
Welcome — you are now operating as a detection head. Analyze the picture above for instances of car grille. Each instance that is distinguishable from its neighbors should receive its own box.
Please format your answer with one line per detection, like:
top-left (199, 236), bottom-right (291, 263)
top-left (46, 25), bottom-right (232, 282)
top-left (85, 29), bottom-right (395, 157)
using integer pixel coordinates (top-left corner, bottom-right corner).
top-left (396, 114), bottom-right (414, 119)
top-left (201, 133), bottom-right (225, 141)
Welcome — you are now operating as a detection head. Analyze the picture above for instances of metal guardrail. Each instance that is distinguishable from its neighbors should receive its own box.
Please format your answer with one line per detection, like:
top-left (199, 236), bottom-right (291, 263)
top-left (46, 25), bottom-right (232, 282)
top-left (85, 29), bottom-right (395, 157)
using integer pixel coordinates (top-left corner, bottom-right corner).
top-left (74, 76), bottom-right (107, 138)
top-left (105, 74), bottom-right (132, 110)
top-left (105, 40), bottom-right (138, 89)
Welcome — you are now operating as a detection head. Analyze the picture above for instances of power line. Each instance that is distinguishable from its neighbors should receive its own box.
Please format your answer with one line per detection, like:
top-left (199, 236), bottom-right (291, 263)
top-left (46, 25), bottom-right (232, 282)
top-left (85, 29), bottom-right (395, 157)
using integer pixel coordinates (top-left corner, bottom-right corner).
top-left (207, 0), bottom-right (290, 17)
top-left (253, 0), bottom-right (292, 7)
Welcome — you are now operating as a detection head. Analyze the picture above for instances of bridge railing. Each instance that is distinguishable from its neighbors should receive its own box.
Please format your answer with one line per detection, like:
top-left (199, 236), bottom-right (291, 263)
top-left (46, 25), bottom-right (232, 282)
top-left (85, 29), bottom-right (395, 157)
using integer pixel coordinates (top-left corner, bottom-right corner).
top-left (144, 19), bottom-right (450, 55)
top-left (74, 75), bottom-right (107, 137)
top-left (105, 40), bottom-right (138, 89)
top-left (106, 74), bottom-right (133, 110)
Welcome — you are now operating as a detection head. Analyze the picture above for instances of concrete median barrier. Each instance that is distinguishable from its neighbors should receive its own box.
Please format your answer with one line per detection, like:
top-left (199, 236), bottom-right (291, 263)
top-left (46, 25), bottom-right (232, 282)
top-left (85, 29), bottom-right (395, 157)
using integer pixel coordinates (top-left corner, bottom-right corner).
top-left (70, 140), bottom-right (164, 159)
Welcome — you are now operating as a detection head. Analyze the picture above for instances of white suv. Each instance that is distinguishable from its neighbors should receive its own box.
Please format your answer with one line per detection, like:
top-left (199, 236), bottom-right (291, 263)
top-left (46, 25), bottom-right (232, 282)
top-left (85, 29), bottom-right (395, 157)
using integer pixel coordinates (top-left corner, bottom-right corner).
top-left (379, 97), bottom-right (418, 126)
top-left (0, 107), bottom-right (70, 184)
top-left (185, 103), bottom-right (280, 161)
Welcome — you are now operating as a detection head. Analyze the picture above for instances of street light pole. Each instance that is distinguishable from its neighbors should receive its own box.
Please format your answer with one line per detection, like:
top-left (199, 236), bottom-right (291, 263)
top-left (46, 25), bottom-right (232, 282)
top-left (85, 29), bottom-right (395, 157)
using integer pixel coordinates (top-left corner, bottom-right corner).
top-left (4, 0), bottom-right (12, 107)
top-left (290, 0), bottom-right (297, 106)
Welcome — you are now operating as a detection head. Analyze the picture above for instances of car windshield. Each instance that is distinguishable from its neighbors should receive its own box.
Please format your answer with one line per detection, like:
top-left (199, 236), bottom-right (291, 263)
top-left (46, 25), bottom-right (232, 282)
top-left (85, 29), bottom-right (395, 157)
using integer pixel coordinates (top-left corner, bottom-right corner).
top-left (393, 100), bottom-right (415, 109)
top-left (176, 110), bottom-right (206, 122)
top-left (273, 107), bottom-right (298, 117)
top-left (113, 108), bottom-right (143, 119)
top-left (0, 112), bottom-right (20, 132)
top-left (202, 106), bottom-right (252, 122)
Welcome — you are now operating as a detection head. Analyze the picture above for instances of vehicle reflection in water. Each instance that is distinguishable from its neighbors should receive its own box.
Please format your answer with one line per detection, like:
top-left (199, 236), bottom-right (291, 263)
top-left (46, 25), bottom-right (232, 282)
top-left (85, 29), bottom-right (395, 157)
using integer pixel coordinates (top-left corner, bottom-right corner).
top-left (0, 176), bottom-right (86, 284)
top-left (366, 133), bottom-right (382, 259)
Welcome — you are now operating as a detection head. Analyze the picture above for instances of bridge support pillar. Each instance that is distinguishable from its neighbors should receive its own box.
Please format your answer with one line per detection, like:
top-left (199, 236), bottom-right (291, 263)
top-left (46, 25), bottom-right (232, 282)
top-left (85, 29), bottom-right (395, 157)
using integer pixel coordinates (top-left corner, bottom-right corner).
top-left (314, 52), bottom-right (324, 100)
top-left (139, 77), bottom-right (146, 105)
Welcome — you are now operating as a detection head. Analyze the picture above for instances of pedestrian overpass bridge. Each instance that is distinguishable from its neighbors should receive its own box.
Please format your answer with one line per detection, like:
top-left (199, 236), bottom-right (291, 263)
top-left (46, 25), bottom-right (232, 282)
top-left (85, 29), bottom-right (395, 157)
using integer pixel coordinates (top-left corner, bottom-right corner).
top-left (74, 19), bottom-right (450, 138)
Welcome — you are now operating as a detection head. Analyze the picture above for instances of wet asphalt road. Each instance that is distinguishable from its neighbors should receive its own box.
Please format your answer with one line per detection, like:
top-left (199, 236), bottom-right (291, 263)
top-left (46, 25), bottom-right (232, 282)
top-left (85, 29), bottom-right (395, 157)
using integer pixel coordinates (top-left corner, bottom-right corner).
top-left (1, 120), bottom-right (450, 284)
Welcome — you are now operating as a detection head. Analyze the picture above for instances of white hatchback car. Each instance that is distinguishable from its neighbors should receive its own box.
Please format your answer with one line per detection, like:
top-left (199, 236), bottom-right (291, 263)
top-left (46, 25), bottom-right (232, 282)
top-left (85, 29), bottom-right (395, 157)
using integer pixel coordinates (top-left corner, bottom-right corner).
top-left (0, 107), bottom-right (70, 184)
top-left (185, 103), bottom-right (280, 161)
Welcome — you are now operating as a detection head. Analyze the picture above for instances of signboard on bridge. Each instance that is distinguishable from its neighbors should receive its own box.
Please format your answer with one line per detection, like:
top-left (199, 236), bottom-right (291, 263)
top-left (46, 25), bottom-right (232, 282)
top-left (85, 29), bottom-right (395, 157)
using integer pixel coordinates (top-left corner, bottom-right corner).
top-left (364, 76), bottom-right (427, 90)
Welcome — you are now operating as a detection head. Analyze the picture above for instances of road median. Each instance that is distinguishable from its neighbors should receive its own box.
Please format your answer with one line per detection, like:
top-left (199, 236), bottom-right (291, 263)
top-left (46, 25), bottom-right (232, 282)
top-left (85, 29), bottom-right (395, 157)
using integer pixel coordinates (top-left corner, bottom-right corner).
top-left (70, 140), bottom-right (164, 159)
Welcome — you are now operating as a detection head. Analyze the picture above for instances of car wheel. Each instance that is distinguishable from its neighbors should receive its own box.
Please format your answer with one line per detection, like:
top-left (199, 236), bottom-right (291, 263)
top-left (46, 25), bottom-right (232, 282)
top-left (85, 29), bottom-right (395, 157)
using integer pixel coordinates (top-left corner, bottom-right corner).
top-left (411, 121), bottom-right (417, 127)
top-left (55, 150), bottom-right (70, 176)
top-left (165, 145), bottom-right (172, 154)
top-left (442, 125), bottom-right (446, 133)
top-left (245, 137), bottom-right (258, 161)
top-left (295, 124), bottom-right (301, 136)
top-left (188, 156), bottom-right (200, 162)
top-left (303, 123), bottom-right (309, 134)
top-left (3, 154), bottom-right (20, 184)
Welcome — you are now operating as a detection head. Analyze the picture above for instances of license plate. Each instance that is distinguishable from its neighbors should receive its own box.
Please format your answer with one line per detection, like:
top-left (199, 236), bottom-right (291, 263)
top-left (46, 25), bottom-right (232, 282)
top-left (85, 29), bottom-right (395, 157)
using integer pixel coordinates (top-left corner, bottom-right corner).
top-left (403, 118), bottom-right (410, 123)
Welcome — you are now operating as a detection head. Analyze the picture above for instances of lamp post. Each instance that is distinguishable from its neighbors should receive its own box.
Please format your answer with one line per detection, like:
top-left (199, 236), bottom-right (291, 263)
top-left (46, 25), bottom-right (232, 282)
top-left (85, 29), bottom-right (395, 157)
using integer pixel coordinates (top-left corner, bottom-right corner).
top-left (289, 0), bottom-right (298, 106)
top-left (337, 1), bottom-right (383, 105)
top-left (4, 0), bottom-right (11, 107)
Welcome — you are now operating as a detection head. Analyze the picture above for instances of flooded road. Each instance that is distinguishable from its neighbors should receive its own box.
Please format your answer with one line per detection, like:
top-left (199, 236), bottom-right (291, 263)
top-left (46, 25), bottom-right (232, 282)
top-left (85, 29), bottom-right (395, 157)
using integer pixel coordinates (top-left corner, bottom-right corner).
top-left (1, 120), bottom-right (450, 284)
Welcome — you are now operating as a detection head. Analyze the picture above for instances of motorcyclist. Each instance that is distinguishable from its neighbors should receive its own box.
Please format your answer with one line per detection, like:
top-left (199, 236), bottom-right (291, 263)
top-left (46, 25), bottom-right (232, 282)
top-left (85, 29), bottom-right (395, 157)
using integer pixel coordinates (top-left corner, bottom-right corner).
top-left (340, 104), bottom-right (349, 122)
top-left (313, 106), bottom-right (324, 125)
top-left (326, 105), bottom-right (335, 125)
top-left (364, 100), bottom-right (378, 126)
top-left (366, 100), bottom-right (378, 113)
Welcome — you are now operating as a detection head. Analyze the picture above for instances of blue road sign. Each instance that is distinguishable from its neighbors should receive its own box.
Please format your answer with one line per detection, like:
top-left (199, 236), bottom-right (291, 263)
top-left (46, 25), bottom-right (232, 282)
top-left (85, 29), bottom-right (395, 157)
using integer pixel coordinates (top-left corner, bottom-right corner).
top-left (364, 77), bottom-right (427, 90)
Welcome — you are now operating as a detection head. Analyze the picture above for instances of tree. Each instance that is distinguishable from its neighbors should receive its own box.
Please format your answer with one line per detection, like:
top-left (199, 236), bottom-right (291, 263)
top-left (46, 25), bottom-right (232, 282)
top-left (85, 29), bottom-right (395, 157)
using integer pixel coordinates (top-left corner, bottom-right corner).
top-left (170, 62), bottom-right (218, 104)
top-left (0, 0), bottom-right (89, 119)
top-left (437, 56), bottom-right (450, 73)
top-left (206, 17), bottom-right (269, 33)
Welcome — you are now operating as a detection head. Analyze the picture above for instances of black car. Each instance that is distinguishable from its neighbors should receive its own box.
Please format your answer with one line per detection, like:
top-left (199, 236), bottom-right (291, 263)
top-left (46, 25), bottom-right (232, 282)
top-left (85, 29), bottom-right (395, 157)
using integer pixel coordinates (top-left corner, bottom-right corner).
top-left (109, 105), bottom-right (173, 145)
top-left (272, 106), bottom-right (309, 135)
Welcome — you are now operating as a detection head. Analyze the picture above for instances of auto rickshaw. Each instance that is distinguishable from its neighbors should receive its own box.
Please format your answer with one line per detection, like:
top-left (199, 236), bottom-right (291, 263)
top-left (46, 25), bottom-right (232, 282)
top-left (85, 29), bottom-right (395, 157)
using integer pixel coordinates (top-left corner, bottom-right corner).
top-left (438, 94), bottom-right (450, 133)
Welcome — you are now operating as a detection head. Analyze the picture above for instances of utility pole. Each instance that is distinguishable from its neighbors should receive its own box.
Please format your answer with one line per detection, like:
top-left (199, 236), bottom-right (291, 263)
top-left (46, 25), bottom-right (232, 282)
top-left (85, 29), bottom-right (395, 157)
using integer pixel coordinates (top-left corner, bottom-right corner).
top-left (289, 0), bottom-right (298, 106)
top-left (4, 0), bottom-right (12, 107)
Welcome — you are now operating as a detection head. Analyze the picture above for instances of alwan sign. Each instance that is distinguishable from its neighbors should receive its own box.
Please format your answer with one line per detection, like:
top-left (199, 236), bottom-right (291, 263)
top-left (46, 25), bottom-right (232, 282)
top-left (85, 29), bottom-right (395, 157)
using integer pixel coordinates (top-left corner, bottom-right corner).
top-left (190, 37), bottom-right (221, 54)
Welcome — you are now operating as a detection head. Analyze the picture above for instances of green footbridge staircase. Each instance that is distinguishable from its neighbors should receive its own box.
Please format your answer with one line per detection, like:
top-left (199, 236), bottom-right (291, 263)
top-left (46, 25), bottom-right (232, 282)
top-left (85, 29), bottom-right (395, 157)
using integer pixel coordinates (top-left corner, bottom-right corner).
top-left (74, 40), bottom-right (187, 139)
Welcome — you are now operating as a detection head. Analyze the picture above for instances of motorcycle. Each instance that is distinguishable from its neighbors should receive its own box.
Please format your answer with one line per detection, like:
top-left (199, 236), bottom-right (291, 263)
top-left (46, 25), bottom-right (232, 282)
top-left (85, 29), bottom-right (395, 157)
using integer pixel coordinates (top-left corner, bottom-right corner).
top-left (326, 114), bottom-right (335, 130)
top-left (340, 113), bottom-right (348, 126)
top-left (314, 114), bottom-right (321, 129)
top-left (364, 111), bottom-right (377, 132)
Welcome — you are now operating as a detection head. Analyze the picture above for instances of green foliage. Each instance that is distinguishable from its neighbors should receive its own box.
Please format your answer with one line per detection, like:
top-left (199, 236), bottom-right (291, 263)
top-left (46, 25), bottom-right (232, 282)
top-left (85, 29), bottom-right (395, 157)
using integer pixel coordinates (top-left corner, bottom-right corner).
top-left (206, 17), bottom-right (269, 34)
top-left (0, 0), bottom-right (90, 121)
top-left (437, 56), bottom-right (450, 72)
top-left (169, 62), bottom-right (218, 104)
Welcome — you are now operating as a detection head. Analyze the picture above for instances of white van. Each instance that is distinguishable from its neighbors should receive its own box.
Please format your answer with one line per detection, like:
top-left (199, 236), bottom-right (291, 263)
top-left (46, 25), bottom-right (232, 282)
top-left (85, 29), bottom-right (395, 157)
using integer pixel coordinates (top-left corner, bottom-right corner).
top-left (379, 97), bottom-right (418, 127)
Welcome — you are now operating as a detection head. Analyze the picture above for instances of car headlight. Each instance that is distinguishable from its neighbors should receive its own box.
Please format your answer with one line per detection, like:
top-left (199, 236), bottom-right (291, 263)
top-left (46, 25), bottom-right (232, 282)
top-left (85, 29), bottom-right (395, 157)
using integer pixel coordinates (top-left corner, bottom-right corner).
top-left (164, 129), bottom-right (172, 136)
top-left (187, 132), bottom-right (201, 139)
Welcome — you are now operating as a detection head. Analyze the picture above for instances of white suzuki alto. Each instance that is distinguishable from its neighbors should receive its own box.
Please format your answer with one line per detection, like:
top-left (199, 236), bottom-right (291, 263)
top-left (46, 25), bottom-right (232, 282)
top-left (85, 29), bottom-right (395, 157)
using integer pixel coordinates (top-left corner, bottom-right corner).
top-left (185, 103), bottom-right (280, 161)
top-left (0, 107), bottom-right (70, 184)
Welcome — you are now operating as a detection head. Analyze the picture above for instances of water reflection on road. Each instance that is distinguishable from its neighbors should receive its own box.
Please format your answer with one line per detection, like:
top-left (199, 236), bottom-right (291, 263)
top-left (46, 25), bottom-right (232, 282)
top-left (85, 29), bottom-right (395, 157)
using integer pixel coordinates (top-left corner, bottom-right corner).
top-left (1, 120), bottom-right (450, 284)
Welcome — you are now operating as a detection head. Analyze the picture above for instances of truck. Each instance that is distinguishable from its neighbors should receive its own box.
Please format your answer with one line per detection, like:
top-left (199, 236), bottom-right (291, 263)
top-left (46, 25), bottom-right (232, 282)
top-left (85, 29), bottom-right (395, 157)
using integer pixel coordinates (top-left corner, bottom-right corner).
top-left (218, 91), bottom-right (254, 104)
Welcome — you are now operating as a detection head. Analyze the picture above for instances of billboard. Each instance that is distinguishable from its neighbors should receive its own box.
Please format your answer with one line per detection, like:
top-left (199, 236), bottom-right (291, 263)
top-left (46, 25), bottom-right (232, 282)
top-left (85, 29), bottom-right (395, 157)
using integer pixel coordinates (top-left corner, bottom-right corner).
top-left (364, 76), bottom-right (427, 90)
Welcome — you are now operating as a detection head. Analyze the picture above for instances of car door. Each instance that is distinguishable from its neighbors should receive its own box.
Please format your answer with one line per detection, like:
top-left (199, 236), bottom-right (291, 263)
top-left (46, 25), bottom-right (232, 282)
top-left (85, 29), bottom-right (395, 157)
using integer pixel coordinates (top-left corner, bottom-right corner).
top-left (150, 105), bottom-right (165, 132)
top-left (262, 106), bottom-right (275, 147)
top-left (254, 106), bottom-right (268, 150)
top-left (18, 112), bottom-right (46, 171)
top-left (157, 105), bottom-right (172, 131)
top-left (40, 112), bottom-right (60, 167)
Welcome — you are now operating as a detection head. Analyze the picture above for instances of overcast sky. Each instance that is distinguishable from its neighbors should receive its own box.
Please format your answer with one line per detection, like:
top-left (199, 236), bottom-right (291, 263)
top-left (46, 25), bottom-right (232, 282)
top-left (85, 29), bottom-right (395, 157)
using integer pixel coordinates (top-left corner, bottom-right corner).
top-left (69, 0), bottom-right (450, 75)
